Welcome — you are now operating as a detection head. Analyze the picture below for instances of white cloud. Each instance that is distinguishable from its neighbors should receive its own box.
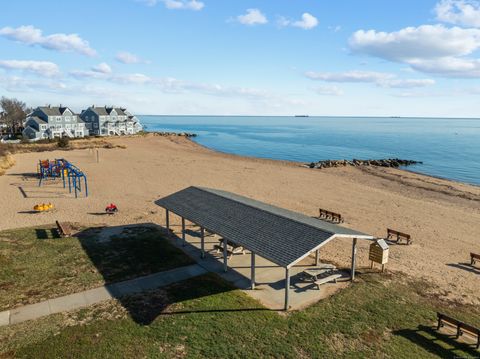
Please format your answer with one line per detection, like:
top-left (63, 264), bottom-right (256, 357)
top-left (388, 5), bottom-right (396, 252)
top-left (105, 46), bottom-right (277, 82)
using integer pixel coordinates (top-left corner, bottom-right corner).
top-left (92, 62), bottom-right (112, 74)
top-left (305, 70), bottom-right (435, 88)
top-left (435, 0), bottom-right (480, 27)
top-left (0, 74), bottom-right (66, 93)
top-left (237, 9), bottom-right (268, 26)
top-left (293, 13), bottom-right (319, 30)
top-left (0, 25), bottom-right (96, 57)
top-left (140, 0), bottom-right (204, 10)
top-left (306, 70), bottom-right (394, 83)
top-left (0, 60), bottom-right (60, 77)
top-left (278, 13), bottom-right (319, 30)
top-left (313, 85), bottom-right (344, 96)
top-left (116, 51), bottom-right (144, 64)
top-left (112, 73), bottom-right (152, 85)
top-left (349, 24), bottom-right (480, 77)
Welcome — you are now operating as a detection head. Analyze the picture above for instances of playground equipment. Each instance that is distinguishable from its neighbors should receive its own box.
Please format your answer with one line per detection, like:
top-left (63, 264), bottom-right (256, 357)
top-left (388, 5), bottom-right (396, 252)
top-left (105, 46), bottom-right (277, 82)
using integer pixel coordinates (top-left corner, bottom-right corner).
top-left (105, 203), bottom-right (118, 214)
top-left (33, 203), bottom-right (54, 212)
top-left (38, 158), bottom-right (88, 198)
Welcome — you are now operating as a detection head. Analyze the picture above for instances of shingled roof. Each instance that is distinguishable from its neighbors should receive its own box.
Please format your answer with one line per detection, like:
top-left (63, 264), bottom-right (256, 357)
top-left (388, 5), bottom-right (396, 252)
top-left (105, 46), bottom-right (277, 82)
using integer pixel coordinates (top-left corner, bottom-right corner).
top-left (155, 187), bottom-right (372, 268)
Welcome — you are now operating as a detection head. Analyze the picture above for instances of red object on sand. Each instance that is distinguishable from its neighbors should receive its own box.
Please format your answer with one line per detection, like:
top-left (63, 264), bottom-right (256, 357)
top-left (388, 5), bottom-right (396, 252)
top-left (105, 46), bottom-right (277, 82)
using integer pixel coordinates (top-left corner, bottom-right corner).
top-left (105, 203), bottom-right (118, 213)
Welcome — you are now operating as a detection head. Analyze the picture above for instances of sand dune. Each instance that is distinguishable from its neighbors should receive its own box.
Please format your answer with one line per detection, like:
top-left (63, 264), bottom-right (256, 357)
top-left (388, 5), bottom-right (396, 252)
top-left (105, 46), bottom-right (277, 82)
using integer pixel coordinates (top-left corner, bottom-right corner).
top-left (1, 135), bottom-right (479, 304)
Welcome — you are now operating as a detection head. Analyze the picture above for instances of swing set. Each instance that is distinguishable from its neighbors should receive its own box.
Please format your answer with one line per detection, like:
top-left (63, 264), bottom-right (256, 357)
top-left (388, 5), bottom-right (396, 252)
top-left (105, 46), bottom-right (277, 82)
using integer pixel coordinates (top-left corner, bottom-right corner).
top-left (37, 158), bottom-right (88, 198)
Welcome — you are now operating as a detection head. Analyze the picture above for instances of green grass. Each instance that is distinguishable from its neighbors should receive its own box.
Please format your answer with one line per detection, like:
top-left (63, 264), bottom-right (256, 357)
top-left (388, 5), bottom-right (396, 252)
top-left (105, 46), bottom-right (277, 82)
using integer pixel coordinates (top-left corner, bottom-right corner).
top-left (0, 225), bottom-right (194, 310)
top-left (1, 272), bottom-right (480, 358)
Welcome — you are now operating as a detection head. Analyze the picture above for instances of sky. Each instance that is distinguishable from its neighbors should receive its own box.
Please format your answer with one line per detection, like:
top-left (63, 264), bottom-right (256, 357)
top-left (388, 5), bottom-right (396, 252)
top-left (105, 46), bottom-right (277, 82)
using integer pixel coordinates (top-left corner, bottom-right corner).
top-left (1, 0), bottom-right (480, 117)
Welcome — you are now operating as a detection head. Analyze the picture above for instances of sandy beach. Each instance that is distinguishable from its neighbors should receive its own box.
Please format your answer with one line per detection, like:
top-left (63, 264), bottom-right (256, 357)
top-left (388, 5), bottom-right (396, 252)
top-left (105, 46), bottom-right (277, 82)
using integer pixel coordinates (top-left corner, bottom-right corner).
top-left (1, 134), bottom-right (479, 305)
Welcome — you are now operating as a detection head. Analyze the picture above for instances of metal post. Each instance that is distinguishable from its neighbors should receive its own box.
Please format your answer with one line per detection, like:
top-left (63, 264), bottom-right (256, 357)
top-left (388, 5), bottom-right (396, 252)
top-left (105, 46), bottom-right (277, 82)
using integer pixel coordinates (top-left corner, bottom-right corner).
top-left (181, 217), bottom-right (186, 246)
top-left (351, 238), bottom-right (358, 281)
top-left (315, 249), bottom-right (320, 266)
top-left (223, 238), bottom-right (228, 272)
top-left (251, 252), bottom-right (256, 289)
top-left (166, 209), bottom-right (170, 234)
top-left (84, 176), bottom-right (88, 197)
top-left (284, 267), bottom-right (290, 311)
top-left (200, 227), bottom-right (205, 259)
top-left (68, 172), bottom-right (71, 193)
top-left (96, 150), bottom-right (99, 163)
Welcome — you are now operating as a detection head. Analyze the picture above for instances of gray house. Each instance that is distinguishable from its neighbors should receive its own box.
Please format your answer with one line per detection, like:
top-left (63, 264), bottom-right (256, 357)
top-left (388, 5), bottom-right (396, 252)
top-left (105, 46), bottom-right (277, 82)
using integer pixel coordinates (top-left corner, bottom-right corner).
top-left (22, 106), bottom-right (88, 140)
top-left (79, 106), bottom-right (142, 136)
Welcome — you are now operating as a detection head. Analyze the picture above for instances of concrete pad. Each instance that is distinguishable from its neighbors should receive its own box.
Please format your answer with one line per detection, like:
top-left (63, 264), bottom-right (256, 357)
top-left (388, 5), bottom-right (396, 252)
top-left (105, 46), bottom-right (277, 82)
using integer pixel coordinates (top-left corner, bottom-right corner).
top-left (110, 281), bottom-right (143, 297)
top-left (83, 286), bottom-right (113, 306)
top-left (0, 310), bottom-right (10, 326)
top-left (10, 301), bottom-right (50, 324)
top-left (48, 292), bottom-right (87, 314)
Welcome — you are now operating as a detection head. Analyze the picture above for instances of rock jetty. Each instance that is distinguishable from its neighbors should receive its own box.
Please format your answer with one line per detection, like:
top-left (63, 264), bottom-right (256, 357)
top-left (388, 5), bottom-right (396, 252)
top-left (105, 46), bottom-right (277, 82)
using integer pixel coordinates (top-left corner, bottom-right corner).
top-left (303, 158), bottom-right (422, 169)
top-left (152, 131), bottom-right (197, 138)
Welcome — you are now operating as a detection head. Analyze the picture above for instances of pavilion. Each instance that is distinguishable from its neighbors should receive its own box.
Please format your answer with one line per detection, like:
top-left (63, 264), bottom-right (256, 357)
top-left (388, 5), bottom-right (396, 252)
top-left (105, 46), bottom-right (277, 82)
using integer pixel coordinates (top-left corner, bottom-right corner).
top-left (155, 186), bottom-right (374, 310)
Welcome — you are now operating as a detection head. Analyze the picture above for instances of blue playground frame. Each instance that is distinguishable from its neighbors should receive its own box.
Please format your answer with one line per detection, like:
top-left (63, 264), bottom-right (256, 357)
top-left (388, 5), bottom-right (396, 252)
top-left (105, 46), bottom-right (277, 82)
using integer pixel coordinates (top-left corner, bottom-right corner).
top-left (38, 158), bottom-right (88, 198)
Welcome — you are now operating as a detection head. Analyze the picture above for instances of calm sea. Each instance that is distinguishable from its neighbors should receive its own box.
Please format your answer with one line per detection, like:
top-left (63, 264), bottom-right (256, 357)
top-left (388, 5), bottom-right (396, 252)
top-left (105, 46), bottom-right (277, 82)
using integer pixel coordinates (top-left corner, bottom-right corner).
top-left (140, 116), bottom-right (480, 186)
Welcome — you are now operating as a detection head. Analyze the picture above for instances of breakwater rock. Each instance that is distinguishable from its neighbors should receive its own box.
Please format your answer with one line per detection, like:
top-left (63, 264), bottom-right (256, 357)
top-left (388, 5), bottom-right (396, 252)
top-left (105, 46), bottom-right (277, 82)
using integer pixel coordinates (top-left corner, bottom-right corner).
top-left (303, 158), bottom-right (422, 169)
top-left (152, 131), bottom-right (197, 138)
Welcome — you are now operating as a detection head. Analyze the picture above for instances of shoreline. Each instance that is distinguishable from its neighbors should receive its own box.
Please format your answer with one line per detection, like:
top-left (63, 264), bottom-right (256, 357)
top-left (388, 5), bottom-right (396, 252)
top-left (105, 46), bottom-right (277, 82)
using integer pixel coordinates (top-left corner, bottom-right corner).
top-left (1, 135), bottom-right (479, 306)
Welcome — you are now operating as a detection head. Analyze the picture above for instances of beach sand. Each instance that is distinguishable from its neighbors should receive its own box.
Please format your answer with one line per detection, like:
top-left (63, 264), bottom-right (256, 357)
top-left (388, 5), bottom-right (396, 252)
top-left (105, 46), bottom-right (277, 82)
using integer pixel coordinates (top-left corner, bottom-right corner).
top-left (1, 135), bottom-right (479, 304)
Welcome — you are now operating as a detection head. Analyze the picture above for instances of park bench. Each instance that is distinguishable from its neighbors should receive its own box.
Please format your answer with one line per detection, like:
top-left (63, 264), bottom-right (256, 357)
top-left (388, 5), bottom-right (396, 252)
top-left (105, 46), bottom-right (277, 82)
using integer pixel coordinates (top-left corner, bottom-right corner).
top-left (386, 228), bottom-right (412, 245)
top-left (436, 312), bottom-right (480, 349)
top-left (314, 273), bottom-right (342, 290)
top-left (471, 253), bottom-right (480, 266)
top-left (214, 239), bottom-right (245, 259)
top-left (55, 220), bottom-right (73, 238)
top-left (318, 208), bottom-right (344, 223)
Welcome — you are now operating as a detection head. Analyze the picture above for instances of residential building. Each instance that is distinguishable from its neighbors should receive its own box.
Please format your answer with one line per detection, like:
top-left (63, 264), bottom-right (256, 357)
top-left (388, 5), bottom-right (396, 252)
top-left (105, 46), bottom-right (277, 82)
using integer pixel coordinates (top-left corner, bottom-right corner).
top-left (22, 106), bottom-right (88, 140)
top-left (79, 106), bottom-right (142, 136)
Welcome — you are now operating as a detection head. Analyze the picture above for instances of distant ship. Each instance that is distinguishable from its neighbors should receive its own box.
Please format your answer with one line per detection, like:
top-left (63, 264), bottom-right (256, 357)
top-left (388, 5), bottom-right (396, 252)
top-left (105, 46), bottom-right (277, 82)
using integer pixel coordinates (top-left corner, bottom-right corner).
top-left (295, 115), bottom-right (309, 117)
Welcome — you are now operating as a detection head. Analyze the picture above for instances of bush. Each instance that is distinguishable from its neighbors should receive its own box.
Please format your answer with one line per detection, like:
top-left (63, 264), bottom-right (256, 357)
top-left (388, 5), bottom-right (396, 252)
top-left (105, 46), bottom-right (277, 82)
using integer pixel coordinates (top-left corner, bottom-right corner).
top-left (57, 136), bottom-right (70, 148)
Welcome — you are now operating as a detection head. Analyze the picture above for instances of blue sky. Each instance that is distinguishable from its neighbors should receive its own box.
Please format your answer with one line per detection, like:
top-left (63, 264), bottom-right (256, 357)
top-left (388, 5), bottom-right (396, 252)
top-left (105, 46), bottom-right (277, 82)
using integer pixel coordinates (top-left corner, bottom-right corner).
top-left (1, 0), bottom-right (480, 116)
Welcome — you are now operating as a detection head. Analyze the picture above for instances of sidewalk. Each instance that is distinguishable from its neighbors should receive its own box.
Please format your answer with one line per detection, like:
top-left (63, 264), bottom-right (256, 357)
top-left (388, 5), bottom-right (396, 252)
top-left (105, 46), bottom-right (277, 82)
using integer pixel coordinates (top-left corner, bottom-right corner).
top-left (0, 264), bottom-right (206, 327)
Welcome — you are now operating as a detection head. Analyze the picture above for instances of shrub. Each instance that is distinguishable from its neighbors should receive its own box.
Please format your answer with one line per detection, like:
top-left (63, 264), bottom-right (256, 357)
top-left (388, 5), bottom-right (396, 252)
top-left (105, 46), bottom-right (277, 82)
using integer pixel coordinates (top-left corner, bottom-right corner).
top-left (57, 136), bottom-right (70, 148)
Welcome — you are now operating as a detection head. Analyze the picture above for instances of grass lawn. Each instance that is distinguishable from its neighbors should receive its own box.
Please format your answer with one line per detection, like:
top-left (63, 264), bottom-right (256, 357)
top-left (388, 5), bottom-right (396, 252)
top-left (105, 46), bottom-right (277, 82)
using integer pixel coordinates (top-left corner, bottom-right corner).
top-left (1, 271), bottom-right (480, 358)
top-left (0, 225), bottom-right (194, 310)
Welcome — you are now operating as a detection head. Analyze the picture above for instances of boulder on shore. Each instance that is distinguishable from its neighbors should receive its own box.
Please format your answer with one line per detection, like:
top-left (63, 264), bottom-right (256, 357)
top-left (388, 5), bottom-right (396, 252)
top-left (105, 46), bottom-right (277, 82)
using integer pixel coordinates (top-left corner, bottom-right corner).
top-left (304, 158), bottom-right (422, 169)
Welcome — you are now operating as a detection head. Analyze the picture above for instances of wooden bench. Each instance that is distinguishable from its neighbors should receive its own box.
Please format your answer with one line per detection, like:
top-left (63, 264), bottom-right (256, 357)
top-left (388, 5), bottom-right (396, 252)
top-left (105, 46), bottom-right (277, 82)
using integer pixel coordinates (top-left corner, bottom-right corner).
top-left (55, 220), bottom-right (73, 238)
top-left (314, 273), bottom-right (342, 290)
top-left (437, 312), bottom-right (480, 349)
top-left (214, 240), bottom-right (245, 259)
top-left (387, 228), bottom-right (412, 245)
top-left (318, 208), bottom-right (344, 223)
top-left (471, 253), bottom-right (480, 266)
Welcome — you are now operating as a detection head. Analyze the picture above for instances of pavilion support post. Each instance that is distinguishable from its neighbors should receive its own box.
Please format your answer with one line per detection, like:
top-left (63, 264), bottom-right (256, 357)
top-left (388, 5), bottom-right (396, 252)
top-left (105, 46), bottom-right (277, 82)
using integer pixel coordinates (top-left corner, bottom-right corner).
top-left (351, 238), bottom-right (358, 282)
top-left (223, 239), bottom-right (228, 272)
top-left (251, 252), bottom-right (256, 290)
top-left (165, 210), bottom-right (170, 235)
top-left (284, 267), bottom-right (290, 311)
top-left (200, 227), bottom-right (205, 259)
top-left (181, 217), bottom-right (186, 246)
top-left (315, 249), bottom-right (320, 266)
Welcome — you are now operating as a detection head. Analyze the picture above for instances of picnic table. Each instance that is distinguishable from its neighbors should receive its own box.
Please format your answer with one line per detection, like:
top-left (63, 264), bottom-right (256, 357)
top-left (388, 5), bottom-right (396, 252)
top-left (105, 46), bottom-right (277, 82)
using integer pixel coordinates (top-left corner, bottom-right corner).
top-left (302, 264), bottom-right (337, 281)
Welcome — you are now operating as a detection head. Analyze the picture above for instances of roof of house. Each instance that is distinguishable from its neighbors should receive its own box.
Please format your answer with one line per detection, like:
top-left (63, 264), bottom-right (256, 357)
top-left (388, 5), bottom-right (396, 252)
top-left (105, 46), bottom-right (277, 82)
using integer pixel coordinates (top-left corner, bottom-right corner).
top-left (38, 106), bottom-right (75, 116)
top-left (89, 107), bottom-right (110, 116)
top-left (155, 186), bottom-right (372, 268)
top-left (27, 116), bottom-right (47, 124)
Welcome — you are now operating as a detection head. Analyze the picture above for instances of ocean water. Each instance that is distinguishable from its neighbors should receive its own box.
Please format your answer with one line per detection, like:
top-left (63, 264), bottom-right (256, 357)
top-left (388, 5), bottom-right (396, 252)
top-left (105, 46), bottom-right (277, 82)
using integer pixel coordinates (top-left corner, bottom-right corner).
top-left (140, 116), bottom-right (480, 186)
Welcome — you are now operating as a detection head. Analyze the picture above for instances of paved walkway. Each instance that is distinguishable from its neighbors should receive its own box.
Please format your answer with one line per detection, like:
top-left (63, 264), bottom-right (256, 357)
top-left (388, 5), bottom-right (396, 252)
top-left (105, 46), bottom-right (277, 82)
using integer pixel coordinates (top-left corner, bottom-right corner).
top-left (0, 264), bottom-right (206, 327)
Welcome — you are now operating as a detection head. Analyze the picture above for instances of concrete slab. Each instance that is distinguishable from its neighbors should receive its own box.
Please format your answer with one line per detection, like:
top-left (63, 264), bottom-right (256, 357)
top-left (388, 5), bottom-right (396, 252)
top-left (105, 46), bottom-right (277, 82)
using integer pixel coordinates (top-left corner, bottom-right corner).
top-left (48, 292), bottom-right (88, 314)
top-left (84, 286), bottom-right (113, 305)
top-left (0, 310), bottom-right (10, 326)
top-left (10, 301), bottom-right (50, 325)
top-left (168, 225), bottom-right (352, 311)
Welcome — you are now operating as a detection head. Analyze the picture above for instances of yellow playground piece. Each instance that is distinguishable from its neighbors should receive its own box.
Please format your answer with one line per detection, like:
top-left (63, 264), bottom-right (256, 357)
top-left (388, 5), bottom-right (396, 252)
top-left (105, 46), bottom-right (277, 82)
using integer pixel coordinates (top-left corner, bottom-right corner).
top-left (33, 203), bottom-right (54, 212)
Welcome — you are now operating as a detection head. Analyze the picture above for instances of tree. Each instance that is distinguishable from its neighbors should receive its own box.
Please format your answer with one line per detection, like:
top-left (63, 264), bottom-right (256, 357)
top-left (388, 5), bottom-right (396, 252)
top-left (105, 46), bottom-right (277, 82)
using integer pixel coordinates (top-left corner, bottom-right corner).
top-left (0, 97), bottom-right (30, 135)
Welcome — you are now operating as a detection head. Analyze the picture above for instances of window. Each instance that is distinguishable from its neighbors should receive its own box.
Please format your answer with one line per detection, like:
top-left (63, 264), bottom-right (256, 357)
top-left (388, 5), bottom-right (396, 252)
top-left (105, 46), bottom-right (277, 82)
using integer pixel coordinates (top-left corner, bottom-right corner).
top-left (65, 124), bottom-right (71, 129)
top-left (65, 116), bottom-right (71, 122)
top-left (94, 123), bottom-right (98, 129)
top-left (56, 124), bottom-right (61, 129)
top-left (56, 116), bottom-right (62, 122)
top-left (40, 125), bottom-right (46, 130)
